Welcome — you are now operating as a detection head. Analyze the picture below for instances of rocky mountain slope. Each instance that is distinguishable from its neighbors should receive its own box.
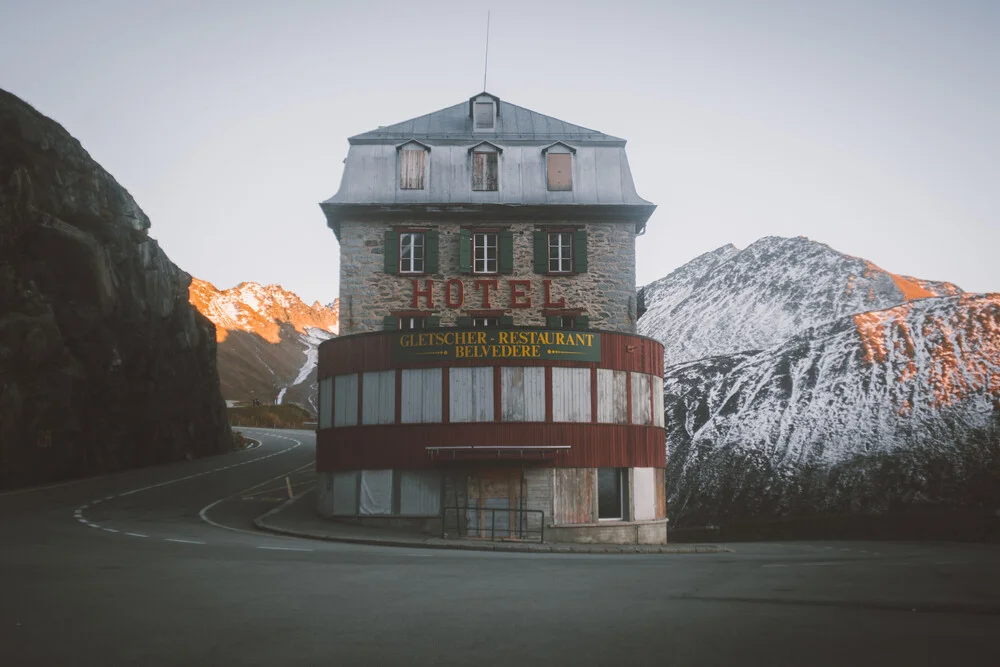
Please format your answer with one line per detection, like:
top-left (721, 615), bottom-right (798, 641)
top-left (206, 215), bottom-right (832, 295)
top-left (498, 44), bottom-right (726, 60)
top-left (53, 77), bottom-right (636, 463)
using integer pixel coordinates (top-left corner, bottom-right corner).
top-left (0, 89), bottom-right (232, 489)
top-left (189, 279), bottom-right (338, 412)
top-left (639, 236), bottom-right (961, 368)
top-left (663, 293), bottom-right (1000, 527)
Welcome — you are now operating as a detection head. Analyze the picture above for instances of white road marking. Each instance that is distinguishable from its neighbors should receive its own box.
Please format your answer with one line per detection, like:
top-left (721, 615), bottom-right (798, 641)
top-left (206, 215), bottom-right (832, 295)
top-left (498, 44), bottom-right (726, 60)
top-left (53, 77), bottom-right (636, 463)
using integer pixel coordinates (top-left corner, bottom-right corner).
top-left (125, 532), bottom-right (148, 538)
top-left (77, 518), bottom-right (88, 524)
top-left (87, 523), bottom-right (101, 528)
top-left (102, 528), bottom-right (119, 533)
top-left (256, 546), bottom-right (314, 552)
top-left (762, 564), bottom-right (788, 568)
top-left (164, 539), bottom-right (205, 545)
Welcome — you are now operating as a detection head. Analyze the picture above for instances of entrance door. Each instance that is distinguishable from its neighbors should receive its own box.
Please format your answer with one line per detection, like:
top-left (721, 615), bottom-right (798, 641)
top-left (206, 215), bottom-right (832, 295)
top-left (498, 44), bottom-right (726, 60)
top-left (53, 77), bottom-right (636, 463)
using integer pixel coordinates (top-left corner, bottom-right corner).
top-left (466, 469), bottom-right (521, 538)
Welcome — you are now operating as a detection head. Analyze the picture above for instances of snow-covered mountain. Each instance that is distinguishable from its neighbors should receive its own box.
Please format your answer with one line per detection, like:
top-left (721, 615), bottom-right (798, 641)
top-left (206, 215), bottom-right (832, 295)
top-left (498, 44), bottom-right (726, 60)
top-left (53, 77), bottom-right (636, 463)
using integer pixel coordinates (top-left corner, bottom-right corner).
top-left (189, 279), bottom-right (338, 412)
top-left (663, 293), bottom-right (1000, 527)
top-left (639, 236), bottom-right (961, 368)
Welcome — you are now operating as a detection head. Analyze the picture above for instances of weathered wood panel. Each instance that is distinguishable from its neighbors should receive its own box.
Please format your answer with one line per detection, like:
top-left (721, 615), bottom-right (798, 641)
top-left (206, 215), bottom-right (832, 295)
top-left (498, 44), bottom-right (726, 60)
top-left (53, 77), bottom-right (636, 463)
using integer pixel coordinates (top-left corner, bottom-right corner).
top-left (333, 373), bottom-right (358, 427)
top-left (501, 366), bottom-right (545, 421)
top-left (552, 367), bottom-right (591, 422)
top-left (655, 467), bottom-right (667, 520)
top-left (362, 370), bottom-right (395, 425)
top-left (318, 377), bottom-right (333, 429)
top-left (596, 368), bottom-right (628, 424)
top-left (401, 368), bottom-right (442, 423)
top-left (553, 468), bottom-right (596, 525)
top-left (631, 372), bottom-right (651, 425)
top-left (652, 376), bottom-right (665, 427)
top-left (399, 471), bottom-right (441, 516)
top-left (633, 467), bottom-right (656, 521)
top-left (449, 367), bottom-right (494, 422)
top-left (332, 471), bottom-right (358, 516)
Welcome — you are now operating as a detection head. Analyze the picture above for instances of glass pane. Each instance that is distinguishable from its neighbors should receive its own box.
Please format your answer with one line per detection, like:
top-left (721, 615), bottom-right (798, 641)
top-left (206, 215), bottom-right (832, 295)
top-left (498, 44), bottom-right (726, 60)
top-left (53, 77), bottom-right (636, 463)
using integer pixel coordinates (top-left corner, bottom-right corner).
top-left (475, 102), bottom-right (494, 129)
top-left (598, 468), bottom-right (622, 519)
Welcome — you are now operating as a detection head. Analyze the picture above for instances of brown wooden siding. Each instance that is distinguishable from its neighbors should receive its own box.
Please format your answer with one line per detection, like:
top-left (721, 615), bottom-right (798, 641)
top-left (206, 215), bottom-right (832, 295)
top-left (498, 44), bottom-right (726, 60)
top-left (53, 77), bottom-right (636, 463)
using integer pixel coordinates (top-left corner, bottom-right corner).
top-left (319, 330), bottom-right (663, 377)
top-left (553, 469), bottom-right (596, 524)
top-left (316, 423), bottom-right (665, 471)
top-left (655, 467), bottom-right (667, 520)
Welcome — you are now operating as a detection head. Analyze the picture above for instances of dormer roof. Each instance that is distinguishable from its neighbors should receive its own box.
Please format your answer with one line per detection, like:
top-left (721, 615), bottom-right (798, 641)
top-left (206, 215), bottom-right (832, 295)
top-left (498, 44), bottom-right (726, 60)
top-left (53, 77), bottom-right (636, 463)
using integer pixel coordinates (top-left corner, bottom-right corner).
top-left (350, 92), bottom-right (625, 146)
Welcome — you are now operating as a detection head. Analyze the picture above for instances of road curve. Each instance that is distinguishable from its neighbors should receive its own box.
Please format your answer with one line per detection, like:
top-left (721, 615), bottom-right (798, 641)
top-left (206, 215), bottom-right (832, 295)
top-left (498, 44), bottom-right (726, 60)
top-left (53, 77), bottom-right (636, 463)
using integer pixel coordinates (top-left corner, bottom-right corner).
top-left (2, 428), bottom-right (998, 666)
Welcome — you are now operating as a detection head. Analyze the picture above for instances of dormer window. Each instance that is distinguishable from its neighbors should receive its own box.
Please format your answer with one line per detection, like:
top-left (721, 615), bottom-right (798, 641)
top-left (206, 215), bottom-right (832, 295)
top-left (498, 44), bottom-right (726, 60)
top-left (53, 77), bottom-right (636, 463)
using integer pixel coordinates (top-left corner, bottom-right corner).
top-left (469, 141), bottom-right (501, 191)
top-left (397, 140), bottom-right (430, 190)
top-left (542, 142), bottom-right (576, 191)
top-left (474, 102), bottom-right (495, 130)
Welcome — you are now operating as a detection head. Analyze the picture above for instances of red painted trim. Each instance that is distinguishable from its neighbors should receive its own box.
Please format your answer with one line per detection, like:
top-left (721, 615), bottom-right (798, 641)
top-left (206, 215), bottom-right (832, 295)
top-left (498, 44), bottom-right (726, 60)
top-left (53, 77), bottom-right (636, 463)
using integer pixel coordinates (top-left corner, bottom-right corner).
top-left (467, 309), bottom-right (507, 317)
top-left (590, 367), bottom-right (598, 424)
top-left (316, 423), bottom-right (666, 471)
top-left (544, 366), bottom-right (553, 422)
top-left (493, 367), bottom-right (502, 422)
top-left (441, 367), bottom-right (450, 423)
top-left (390, 310), bottom-right (432, 317)
top-left (394, 369), bottom-right (402, 425)
top-left (625, 371), bottom-right (633, 426)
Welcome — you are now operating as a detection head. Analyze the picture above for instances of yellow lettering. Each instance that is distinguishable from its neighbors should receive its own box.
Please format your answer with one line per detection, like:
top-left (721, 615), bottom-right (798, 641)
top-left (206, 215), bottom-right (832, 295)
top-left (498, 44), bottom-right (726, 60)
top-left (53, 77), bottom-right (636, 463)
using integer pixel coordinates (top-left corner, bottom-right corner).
top-left (498, 332), bottom-right (509, 344)
top-left (555, 332), bottom-right (566, 345)
top-left (530, 345), bottom-right (540, 357)
top-left (478, 331), bottom-right (487, 344)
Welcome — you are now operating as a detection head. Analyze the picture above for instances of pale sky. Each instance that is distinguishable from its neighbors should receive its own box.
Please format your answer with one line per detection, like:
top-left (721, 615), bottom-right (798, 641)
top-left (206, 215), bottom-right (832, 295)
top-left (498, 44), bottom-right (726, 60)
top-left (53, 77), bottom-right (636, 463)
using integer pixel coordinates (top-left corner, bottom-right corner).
top-left (2, 0), bottom-right (997, 304)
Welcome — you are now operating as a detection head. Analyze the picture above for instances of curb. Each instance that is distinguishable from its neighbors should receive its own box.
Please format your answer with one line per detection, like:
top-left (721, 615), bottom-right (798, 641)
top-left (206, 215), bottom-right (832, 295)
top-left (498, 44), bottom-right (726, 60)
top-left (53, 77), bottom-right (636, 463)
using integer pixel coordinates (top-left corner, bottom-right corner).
top-left (254, 492), bottom-right (734, 555)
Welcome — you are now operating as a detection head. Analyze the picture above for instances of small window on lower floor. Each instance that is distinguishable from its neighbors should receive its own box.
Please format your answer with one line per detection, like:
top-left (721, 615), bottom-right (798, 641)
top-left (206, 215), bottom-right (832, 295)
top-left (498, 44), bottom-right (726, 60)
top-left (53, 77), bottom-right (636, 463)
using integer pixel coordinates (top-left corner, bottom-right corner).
top-left (472, 317), bottom-right (499, 328)
top-left (598, 468), bottom-right (628, 520)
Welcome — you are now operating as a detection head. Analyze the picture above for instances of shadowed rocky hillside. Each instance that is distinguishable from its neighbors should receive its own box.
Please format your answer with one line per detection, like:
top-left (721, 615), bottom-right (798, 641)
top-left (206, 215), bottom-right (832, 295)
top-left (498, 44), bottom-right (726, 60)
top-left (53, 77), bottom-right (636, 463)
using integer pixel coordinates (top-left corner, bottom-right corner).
top-left (0, 89), bottom-right (232, 489)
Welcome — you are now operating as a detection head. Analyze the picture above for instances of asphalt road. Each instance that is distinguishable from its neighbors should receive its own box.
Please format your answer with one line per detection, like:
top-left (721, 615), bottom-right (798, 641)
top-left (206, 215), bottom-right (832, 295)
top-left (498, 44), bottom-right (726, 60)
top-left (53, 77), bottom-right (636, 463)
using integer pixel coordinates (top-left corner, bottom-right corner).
top-left (2, 428), bottom-right (998, 666)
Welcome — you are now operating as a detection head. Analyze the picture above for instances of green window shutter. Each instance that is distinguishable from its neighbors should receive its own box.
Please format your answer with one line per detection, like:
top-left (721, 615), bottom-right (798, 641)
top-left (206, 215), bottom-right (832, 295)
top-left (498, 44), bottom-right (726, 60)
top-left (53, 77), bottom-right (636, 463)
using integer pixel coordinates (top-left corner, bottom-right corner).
top-left (499, 315), bottom-right (513, 327)
top-left (499, 229), bottom-right (514, 274)
top-left (574, 315), bottom-right (589, 330)
top-left (533, 231), bottom-right (547, 273)
top-left (573, 229), bottom-right (588, 273)
top-left (384, 229), bottom-right (399, 274)
top-left (456, 316), bottom-right (473, 328)
top-left (383, 315), bottom-right (398, 331)
top-left (458, 229), bottom-right (471, 273)
top-left (546, 316), bottom-right (562, 329)
top-left (425, 316), bottom-right (441, 328)
top-left (425, 230), bottom-right (439, 274)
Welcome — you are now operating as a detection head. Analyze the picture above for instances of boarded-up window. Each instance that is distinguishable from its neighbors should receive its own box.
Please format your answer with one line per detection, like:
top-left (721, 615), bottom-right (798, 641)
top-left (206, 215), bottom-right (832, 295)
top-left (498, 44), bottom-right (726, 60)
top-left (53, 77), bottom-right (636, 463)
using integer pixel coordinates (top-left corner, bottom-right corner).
top-left (597, 369), bottom-right (628, 424)
top-left (547, 153), bottom-right (572, 191)
top-left (552, 367), bottom-right (591, 422)
top-left (633, 468), bottom-right (656, 521)
top-left (360, 470), bottom-right (393, 515)
top-left (449, 367), bottom-right (494, 422)
top-left (472, 151), bottom-right (498, 191)
top-left (318, 377), bottom-right (333, 429)
top-left (332, 471), bottom-right (358, 516)
top-left (399, 148), bottom-right (426, 189)
top-left (333, 374), bottom-right (358, 427)
top-left (631, 373), bottom-right (651, 425)
top-left (474, 102), bottom-right (495, 129)
top-left (501, 367), bottom-right (545, 421)
top-left (652, 378), bottom-right (665, 427)
top-left (399, 471), bottom-right (441, 516)
top-left (362, 370), bottom-right (395, 425)
top-left (401, 368), bottom-right (442, 423)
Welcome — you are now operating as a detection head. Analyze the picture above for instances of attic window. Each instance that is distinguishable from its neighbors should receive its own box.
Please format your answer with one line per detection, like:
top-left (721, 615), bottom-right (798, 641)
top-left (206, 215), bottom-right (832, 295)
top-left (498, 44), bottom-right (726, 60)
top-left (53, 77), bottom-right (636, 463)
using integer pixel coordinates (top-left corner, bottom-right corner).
top-left (474, 102), bottom-right (495, 130)
top-left (399, 143), bottom-right (428, 190)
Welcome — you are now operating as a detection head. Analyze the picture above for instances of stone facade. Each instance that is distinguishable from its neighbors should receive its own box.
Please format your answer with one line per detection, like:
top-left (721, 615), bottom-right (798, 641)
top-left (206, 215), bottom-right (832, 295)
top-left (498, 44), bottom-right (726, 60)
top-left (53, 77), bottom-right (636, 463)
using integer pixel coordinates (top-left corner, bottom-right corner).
top-left (337, 219), bottom-right (637, 335)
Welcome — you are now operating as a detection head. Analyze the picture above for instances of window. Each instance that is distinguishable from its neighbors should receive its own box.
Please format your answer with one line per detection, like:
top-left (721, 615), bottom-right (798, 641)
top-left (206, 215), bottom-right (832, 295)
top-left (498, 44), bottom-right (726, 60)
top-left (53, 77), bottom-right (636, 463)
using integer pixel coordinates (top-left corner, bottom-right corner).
top-left (474, 102), bottom-right (495, 130)
top-left (399, 233), bottom-right (425, 274)
top-left (548, 232), bottom-right (572, 273)
top-left (472, 317), bottom-right (499, 328)
top-left (598, 468), bottom-right (628, 520)
top-left (473, 233), bottom-right (498, 274)
top-left (472, 150), bottom-right (498, 191)
top-left (546, 314), bottom-right (589, 330)
top-left (399, 316), bottom-right (426, 330)
top-left (399, 148), bottom-right (426, 190)
top-left (546, 153), bottom-right (572, 191)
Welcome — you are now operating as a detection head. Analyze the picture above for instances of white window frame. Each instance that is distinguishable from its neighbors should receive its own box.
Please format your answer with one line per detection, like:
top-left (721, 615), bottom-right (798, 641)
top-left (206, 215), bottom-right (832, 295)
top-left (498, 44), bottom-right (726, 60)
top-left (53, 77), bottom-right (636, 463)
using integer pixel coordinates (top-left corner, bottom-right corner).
top-left (472, 317), bottom-right (499, 328)
top-left (548, 232), bottom-right (573, 273)
top-left (472, 232), bottom-right (498, 274)
top-left (399, 316), bottom-right (426, 330)
top-left (399, 232), bottom-right (425, 274)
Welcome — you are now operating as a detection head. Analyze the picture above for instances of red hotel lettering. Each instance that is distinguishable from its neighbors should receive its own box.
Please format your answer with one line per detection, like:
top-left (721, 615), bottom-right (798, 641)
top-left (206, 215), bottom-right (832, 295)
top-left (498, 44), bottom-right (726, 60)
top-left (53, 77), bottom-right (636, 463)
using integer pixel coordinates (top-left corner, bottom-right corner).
top-left (474, 279), bottom-right (499, 308)
top-left (411, 279), bottom-right (434, 308)
top-left (444, 278), bottom-right (464, 308)
top-left (543, 280), bottom-right (566, 308)
top-left (510, 280), bottom-right (532, 308)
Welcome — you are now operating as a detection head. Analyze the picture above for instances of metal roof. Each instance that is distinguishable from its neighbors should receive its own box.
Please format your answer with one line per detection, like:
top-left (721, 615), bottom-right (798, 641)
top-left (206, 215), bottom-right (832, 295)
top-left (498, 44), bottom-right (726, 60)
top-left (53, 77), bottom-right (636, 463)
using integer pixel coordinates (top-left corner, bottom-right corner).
top-left (349, 92), bottom-right (626, 146)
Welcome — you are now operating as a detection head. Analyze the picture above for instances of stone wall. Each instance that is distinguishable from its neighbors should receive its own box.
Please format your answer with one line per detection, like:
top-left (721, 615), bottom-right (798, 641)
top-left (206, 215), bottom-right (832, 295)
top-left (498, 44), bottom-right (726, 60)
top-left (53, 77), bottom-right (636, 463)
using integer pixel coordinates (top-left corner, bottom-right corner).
top-left (338, 220), bottom-right (637, 335)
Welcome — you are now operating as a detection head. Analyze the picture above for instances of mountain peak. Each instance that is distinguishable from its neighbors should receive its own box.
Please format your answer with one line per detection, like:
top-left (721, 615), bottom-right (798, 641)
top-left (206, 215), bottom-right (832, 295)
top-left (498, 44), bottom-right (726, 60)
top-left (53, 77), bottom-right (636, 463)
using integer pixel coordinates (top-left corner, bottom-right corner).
top-left (189, 278), bottom-right (339, 343)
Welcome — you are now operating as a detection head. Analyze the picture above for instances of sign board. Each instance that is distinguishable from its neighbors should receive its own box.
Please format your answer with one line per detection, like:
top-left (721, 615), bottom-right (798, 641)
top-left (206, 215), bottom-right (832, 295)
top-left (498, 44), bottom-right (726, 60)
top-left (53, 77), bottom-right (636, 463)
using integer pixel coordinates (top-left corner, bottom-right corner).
top-left (392, 329), bottom-right (601, 363)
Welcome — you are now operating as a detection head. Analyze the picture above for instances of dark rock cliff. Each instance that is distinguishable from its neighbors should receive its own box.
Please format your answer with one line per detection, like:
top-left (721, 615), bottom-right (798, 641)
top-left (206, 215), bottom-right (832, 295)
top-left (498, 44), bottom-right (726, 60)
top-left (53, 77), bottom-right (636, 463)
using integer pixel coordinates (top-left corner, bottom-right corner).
top-left (0, 89), bottom-right (232, 489)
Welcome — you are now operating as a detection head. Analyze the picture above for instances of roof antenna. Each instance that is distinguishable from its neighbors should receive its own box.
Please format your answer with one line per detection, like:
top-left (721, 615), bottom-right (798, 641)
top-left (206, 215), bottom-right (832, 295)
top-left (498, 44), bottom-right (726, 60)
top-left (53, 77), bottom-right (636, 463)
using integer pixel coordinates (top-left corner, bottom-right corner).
top-left (482, 10), bottom-right (491, 92)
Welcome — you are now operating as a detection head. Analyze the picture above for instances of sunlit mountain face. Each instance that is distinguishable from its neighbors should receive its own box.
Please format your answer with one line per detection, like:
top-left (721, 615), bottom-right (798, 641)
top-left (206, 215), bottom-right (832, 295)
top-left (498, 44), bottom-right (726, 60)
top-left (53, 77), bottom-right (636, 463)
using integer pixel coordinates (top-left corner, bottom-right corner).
top-left (189, 279), bottom-right (338, 412)
top-left (639, 237), bottom-right (999, 529)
